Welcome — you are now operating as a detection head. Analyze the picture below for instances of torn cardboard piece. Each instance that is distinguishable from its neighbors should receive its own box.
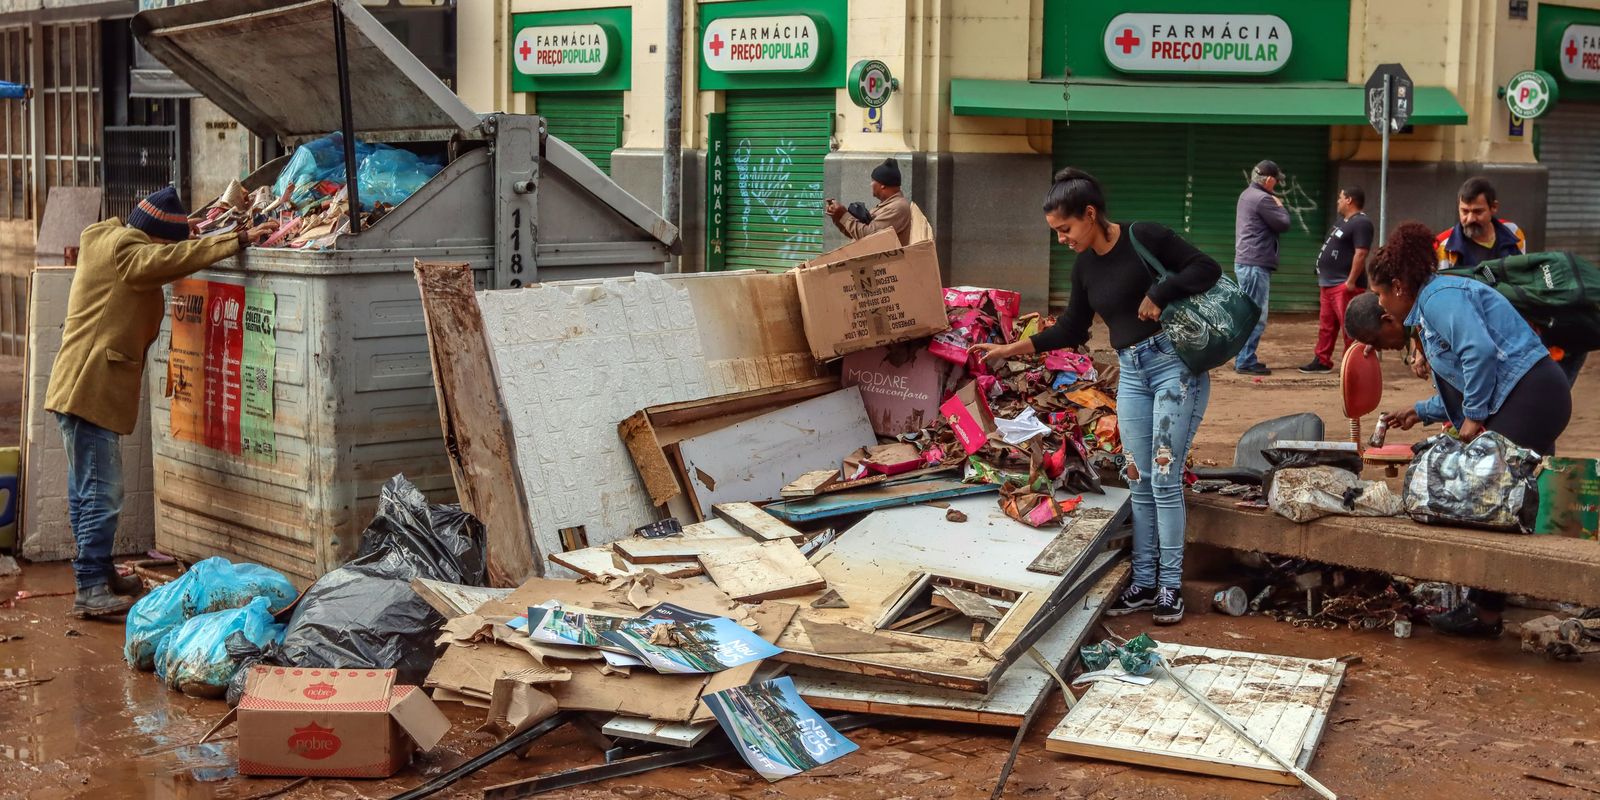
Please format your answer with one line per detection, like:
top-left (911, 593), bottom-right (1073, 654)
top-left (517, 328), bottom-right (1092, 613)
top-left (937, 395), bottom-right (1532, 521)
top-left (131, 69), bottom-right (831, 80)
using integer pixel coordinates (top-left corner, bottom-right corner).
top-left (212, 667), bottom-right (449, 779)
top-left (941, 380), bottom-right (998, 455)
top-left (794, 234), bottom-right (949, 361)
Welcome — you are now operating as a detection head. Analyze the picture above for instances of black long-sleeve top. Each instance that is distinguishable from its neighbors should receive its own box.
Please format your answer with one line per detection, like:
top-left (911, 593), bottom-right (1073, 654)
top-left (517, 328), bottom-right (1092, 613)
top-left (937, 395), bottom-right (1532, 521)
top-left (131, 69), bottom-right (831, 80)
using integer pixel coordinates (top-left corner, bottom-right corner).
top-left (1031, 222), bottom-right (1223, 352)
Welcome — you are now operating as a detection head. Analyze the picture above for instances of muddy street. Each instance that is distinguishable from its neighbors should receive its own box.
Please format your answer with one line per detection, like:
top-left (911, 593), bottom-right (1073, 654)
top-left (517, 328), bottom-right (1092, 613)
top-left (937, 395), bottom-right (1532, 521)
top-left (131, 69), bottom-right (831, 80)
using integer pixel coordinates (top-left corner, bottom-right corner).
top-left (2, 316), bottom-right (1598, 800)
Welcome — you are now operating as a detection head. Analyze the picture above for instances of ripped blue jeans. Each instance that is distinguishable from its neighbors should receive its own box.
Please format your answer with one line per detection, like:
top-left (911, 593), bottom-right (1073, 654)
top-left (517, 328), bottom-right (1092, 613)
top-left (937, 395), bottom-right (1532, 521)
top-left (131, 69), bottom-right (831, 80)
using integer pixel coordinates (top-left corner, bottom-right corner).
top-left (1116, 333), bottom-right (1210, 590)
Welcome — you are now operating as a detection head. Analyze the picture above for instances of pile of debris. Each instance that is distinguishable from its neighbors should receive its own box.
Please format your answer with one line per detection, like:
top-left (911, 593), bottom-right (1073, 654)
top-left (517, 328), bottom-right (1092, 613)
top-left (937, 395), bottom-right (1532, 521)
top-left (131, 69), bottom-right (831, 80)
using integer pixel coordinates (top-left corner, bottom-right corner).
top-left (190, 132), bottom-right (440, 249)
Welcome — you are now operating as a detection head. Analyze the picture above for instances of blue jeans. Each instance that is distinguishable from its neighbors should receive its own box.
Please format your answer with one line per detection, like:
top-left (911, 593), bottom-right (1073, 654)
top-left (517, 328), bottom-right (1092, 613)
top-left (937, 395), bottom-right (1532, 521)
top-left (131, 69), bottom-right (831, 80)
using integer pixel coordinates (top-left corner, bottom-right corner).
top-left (1233, 264), bottom-right (1272, 369)
top-left (54, 412), bottom-right (124, 590)
top-left (1116, 333), bottom-right (1210, 590)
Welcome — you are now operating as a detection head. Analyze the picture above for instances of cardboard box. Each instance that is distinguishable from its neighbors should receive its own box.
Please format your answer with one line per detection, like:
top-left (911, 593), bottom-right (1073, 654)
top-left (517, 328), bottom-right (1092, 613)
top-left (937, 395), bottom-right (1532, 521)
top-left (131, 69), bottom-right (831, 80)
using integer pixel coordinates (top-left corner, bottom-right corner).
top-left (205, 666), bottom-right (450, 778)
top-left (1535, 457), bottom-right (1599, 539)
top-left (794, 231), bottom-right (948, 361)
top-left (941, 380), bottom-right (997, 455)
top-left (841, 341), bottom-right (965, 437)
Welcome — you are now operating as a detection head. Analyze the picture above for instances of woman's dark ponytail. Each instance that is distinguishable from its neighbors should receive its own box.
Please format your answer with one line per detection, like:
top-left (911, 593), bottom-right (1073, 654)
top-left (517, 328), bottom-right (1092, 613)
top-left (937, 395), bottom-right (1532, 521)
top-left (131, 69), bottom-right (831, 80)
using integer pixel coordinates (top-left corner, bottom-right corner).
top-left (1043, 167), bottom-right (1110, 232)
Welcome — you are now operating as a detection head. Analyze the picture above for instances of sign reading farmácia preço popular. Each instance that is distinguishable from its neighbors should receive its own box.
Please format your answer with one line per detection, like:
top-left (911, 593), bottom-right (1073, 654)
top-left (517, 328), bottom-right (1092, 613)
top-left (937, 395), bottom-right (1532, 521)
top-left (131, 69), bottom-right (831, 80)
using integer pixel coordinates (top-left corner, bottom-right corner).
top-left (703, 15), bottom-right (820, 73)
top-left (1104, 13), bottom-right (1292, 75)
top-left (510, 8), bottom-right (631, 93)
top-left (1559, 24), bottom-right (1600, 83)
top-left (514, 24), bottom-right (610, 77)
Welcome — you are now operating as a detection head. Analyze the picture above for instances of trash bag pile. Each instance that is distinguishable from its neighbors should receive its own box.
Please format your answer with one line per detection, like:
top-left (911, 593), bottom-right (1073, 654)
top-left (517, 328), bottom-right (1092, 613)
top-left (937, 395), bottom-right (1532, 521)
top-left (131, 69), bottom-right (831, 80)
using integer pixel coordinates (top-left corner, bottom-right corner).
top-left (123, 557), bottom-right (297, 696)
top-left (191, 132), bottom-right (444, 250)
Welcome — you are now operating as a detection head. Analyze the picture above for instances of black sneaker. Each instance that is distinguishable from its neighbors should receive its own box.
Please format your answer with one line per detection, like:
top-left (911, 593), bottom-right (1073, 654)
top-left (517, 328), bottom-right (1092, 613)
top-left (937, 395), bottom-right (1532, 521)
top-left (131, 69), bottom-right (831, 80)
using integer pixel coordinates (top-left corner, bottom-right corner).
top-left (108, 571), bottom-right (145, 597)
top-left (1153, 587), bottom-right (1185, 625)
top-left (1235, 363), bottom-right (1273, 376)
top-left (1297, 359), bottom-right (1332, 374)
top-left (1105, 584), bottom-right (1159, 617)
top-left (69, 584), bottom-right (134, 619)
top-left (1428, 602), bottom-right (1503, 638)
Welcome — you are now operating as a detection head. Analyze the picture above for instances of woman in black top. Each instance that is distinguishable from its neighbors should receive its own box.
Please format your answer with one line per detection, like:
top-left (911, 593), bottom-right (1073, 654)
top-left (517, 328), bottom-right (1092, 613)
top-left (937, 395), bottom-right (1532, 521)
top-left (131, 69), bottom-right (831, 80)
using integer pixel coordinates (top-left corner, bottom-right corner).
top-left (972, 168), bottom-right (1222, 624)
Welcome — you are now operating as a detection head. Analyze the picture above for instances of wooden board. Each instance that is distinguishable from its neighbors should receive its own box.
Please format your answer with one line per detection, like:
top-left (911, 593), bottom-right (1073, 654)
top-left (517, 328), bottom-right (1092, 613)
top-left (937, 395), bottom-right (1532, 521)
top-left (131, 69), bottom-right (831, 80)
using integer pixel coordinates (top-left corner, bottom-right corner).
top-left (416, 261), bottom-right (536, 586)
top-left (1030, 507), bottom-right (1120, 576)
top-left (697, 540), bottom-right (827, 601)
top-left (1046, 643), bottom-right (1346, 785)
top-left (932, 586), bottom-right (1003, 621)
top-left (774, 489), bottom-right (1131, 694)
top-left (762, 477), bottom-right (1001, 523)
top-left (780, 465), bottom-right (958, 498)
top-left (713, 502), bottom-right (804, 541)
top-left (793, 558), bottom-right (1127, 727)
top-left (612, 536), bottom-right (751, 564)
top-left (410, 578), bottom-right (515, 617)
top-left (547, 546), bottom-right (703, 581)
top-left (675, 387), bottom-right (877, 518)
top-left (601, 717), bottom-right (716, 748)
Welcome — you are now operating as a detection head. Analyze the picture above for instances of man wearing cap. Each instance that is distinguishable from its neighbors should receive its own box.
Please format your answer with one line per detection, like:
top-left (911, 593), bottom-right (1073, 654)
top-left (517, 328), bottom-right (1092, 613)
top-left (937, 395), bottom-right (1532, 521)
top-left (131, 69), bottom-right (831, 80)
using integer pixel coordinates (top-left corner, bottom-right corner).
top-left (45, 186), bottom-right (274, 619)
top-left (824, 158), bottom-right (929, 246)
top-left (1232, 160), bottom-right (1292, 376)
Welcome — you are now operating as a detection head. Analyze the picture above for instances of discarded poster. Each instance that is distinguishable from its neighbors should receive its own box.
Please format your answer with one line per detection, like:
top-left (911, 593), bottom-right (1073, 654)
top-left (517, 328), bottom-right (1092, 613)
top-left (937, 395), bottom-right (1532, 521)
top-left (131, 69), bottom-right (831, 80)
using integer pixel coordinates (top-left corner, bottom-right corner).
top-left (528, 606), bottom-right (634, 650)
top-left (240, 288), bottom-right (276, 462)
top-left (600, 615), bottom-right (782, 674)
top-left (703, 676), bottom-right (859, 781)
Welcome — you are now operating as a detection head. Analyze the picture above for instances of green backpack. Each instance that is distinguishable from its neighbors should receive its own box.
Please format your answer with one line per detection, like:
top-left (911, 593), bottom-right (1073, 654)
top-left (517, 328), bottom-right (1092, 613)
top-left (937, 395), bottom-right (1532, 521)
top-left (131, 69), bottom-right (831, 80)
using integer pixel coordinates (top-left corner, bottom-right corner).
top-left (1440, 251), bottom-right (1600, 350)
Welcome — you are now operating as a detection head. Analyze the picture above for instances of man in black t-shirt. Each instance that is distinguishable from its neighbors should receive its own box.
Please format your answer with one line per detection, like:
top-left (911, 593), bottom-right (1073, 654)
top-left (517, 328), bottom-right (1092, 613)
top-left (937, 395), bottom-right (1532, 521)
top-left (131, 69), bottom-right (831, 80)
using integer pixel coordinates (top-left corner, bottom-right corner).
top-left (1299, 187), bottom-right (1374, 373)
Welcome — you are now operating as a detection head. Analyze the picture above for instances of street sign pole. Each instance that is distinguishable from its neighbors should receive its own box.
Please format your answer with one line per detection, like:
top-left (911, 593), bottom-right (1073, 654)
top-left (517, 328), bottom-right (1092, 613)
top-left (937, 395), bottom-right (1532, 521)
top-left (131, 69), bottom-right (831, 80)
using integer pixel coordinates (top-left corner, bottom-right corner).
top-left (1379, 73), bottom-right (1391, 246)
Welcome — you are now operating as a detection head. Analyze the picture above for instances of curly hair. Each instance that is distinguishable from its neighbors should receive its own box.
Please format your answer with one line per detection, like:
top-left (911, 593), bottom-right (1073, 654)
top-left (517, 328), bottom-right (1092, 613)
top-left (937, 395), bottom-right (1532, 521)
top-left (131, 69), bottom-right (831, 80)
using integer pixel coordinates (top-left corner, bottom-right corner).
top-left (1367, 221), bottom-right (1436, 294)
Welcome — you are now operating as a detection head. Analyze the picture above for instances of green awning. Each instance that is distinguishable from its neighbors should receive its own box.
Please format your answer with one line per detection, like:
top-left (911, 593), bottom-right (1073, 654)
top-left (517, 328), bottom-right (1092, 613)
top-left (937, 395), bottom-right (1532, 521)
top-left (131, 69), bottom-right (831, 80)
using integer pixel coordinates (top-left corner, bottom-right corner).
top-left (950, 78), bottom-right (1469, 126)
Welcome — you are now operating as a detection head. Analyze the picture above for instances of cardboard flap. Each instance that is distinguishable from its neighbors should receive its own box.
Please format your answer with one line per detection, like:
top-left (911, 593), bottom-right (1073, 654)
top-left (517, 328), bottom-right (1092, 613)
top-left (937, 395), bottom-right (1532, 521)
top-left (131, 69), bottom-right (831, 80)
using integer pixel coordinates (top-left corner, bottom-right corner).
top-left (389, 686), bottom-right (452, 752)
top-left (801, 228), bottom-right (900, 269)
top-left (239, 666), bottom-right (396, 711)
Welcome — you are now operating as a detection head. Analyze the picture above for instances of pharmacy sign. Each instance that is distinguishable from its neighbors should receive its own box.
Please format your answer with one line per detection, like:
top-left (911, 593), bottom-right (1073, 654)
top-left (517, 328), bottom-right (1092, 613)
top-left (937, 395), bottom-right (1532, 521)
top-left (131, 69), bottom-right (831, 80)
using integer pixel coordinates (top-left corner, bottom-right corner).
top-left (514, 25), bottom-right (612, 77)
top-left (1104, 13), bottom-right (1292, 75)
top-left (703, 15), bottom-right (820, 73)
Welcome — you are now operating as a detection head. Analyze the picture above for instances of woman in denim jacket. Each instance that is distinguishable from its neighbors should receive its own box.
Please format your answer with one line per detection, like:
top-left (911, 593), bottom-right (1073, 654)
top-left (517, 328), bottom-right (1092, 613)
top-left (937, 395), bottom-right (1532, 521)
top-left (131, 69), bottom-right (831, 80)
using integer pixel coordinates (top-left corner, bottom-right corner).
top-left (972, 168), bottom-right (1222, 625)
top-left (1344, 221), bottom-right (1571, 638)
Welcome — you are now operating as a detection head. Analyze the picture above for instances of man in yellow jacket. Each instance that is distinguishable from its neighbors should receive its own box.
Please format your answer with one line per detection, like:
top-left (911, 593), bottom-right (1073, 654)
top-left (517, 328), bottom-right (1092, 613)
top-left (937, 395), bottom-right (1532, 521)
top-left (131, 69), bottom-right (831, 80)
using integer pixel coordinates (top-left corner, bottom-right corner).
top-left (45, 186), bottom-right (274, 618)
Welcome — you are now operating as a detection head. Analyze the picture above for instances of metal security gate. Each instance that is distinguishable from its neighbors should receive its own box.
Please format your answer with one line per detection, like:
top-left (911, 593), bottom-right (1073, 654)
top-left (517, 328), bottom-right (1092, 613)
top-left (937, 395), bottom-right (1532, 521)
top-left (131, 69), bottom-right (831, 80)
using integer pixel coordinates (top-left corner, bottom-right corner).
top-left (722, 91), bottom-right (832, 271)
top-left (1051, 122), bottom-right (1330, 312)
top-left (1538, 102), bottom-right (1600, 259)
top-left (537, 92), bottom-right (623, 175)
top-left (104, 125), bottom-right (180, 221)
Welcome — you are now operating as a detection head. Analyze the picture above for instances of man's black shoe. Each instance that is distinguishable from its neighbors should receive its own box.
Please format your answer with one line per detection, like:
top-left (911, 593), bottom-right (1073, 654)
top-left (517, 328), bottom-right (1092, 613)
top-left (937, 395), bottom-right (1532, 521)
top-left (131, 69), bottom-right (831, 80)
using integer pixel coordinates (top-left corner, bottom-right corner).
top-left (1235, 364), bottom-right (1273, 376)
top-left (1297, 359), bottom-right (1333, 374)
top-left (70, 584), bottom-right (134, 619)
top-left (1106, 584), bottom-right (1159, 617)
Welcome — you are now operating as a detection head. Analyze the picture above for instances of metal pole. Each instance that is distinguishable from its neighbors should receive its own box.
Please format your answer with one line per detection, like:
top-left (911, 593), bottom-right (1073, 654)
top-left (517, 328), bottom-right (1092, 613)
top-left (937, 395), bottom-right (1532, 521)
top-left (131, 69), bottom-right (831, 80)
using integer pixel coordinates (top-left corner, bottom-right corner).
top-left (332, 6), bottom-right (362, 234)
top-left (662, 0), bottom-right (683, 270)
top-left (1378, 73), bottom-right (1391, 245)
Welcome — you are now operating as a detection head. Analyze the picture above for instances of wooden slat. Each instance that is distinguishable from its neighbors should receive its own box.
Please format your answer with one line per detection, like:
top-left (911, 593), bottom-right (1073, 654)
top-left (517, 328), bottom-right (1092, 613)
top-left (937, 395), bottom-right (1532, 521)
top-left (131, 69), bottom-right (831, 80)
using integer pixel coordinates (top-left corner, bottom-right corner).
top-left (713, 502), bottom-right (804, 541)
top-left (762, 477), bottom-right (1001, 523)
top-left (410, 578), bottom-right (514, 618)
top-left (415, 261), bottom-right (535, 586)
top-left (696, 540), bottom-right (826, 602)
top-left (1030, 507), bottom-right (1118, 575)
top-left (547, 546), bottom-right (703, 581)
top-left (611, 536), bottom-right (749, 564)
top-left (931, 586), bottom-right (1003, 621)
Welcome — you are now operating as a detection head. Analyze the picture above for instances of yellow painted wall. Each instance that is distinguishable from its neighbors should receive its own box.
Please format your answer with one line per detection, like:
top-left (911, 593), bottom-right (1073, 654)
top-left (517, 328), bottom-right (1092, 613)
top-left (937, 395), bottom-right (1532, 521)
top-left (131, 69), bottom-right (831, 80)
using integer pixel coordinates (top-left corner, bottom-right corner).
top-left (458, 0), bottom-right (1589, 164)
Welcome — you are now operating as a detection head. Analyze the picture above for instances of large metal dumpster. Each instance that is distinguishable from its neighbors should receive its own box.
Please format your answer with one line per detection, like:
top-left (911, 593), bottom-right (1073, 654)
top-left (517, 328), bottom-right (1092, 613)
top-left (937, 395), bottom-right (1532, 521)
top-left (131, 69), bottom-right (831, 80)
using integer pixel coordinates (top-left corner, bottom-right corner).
top-left (133, 0), bottom-right (677, 585)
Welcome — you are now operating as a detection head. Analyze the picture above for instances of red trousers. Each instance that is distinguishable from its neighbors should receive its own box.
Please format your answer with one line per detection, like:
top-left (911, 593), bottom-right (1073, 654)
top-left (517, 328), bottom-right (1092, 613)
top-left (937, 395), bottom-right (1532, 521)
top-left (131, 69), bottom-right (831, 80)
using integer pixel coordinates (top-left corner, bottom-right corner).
top-left (1315, 284), bottom-right (1362, 367)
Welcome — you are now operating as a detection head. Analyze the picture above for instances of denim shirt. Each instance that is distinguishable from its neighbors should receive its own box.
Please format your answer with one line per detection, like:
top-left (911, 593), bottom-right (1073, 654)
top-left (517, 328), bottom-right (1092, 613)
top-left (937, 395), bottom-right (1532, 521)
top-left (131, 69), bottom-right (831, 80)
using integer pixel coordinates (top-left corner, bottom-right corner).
top-left (1408, 276), bottom-right (1546, 426)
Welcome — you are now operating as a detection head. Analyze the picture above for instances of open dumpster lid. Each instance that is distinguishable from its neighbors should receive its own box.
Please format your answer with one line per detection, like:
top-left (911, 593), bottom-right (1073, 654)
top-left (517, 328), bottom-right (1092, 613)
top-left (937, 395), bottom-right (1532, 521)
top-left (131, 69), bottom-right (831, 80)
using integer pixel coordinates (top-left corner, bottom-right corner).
top-left (133, 0), bottom-right (481, 145)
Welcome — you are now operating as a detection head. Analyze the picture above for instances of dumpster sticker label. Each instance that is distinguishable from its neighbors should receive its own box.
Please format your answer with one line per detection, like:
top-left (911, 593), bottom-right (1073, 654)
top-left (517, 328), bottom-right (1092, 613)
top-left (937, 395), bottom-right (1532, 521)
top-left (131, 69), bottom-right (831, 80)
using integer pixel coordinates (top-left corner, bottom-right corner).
top-left (168, 279), bottom-right (253, 456)
top-left (241, 288), bottom-right (277, 462)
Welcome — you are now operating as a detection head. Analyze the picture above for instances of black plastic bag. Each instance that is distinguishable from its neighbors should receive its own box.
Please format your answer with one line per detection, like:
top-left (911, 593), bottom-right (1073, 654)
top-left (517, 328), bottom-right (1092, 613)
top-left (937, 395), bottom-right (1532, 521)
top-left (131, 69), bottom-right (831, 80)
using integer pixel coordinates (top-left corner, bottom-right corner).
top-left (224, 630), bottom-right (283, 707)
top-left (275, 475), bottom-right (487, 683)
top-left (1262, 441), bottom-right (1365, 475)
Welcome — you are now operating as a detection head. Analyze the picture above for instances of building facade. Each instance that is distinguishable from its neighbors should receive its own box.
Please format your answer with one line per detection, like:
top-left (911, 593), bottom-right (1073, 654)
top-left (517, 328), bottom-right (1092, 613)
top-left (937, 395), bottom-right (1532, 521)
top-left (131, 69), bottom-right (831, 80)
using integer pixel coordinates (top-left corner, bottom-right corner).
top-left (463, 0), bottom-right (1600, 314)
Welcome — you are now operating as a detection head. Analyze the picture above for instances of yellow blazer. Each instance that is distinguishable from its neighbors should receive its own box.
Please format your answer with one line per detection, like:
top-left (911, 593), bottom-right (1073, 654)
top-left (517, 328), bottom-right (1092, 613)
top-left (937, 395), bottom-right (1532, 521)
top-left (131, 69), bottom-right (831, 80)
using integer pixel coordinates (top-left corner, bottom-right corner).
top-left (45, 219), bottom-right (240, 435)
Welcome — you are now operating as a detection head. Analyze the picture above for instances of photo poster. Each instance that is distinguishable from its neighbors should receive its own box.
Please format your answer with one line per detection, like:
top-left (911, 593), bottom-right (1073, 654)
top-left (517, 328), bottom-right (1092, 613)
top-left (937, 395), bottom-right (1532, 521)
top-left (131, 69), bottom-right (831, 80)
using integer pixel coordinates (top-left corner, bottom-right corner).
top-left (166, 279), bottom-right (276, 459)
top-left (703, 676), bottom-right (859, 781)
top-left (527, 605), bottom-right (635, 651)
top-left (599, 615), bottom-right (782, 674)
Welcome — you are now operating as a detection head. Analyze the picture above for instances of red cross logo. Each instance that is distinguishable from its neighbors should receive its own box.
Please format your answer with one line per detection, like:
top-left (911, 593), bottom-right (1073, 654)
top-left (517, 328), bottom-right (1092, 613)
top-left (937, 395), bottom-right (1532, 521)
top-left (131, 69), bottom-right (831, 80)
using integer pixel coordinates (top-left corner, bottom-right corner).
top-left (1114, 28), bottom-right (1141, 55)
top-left (518, 39), bottom-right (532, 61)
top-left (1567, 37), bottom-right (1580, 63)
top-left (709, 33), bottom-right (725, 56)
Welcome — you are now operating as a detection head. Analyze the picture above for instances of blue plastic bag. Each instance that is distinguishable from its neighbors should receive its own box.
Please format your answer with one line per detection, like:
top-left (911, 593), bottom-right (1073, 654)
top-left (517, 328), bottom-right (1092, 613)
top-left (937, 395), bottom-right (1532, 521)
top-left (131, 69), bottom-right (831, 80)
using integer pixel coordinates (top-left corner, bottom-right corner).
top-left (154, 597), bottom-right (285, 698)
top-left (356, 147), bottom-right (444, 209)
top-left (271, 132), bottom-right (376, 209)
top-left (123, 557), bottom-right (297, 671)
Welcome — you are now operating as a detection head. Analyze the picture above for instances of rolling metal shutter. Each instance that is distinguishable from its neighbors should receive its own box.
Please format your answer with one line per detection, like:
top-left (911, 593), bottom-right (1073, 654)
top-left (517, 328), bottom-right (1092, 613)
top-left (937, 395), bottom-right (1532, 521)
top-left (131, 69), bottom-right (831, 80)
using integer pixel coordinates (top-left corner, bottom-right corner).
top-left (722, 91), bottom-right (833, 271)
top-left (1538, 102), bottom-right (1600, 259)
top-left (537, 92), bottom-right (624, 175)
top-left (1051, 122), bottom-right (1329, 312)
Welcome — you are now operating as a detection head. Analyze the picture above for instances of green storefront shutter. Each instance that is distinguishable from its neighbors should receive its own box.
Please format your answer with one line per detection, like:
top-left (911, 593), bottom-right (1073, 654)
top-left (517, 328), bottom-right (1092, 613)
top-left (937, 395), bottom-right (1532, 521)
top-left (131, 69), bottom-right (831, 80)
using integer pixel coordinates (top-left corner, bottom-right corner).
top-left (1050, 123), bottom-right (1190, 311)
top-left (722, 91), bottom-right (834, 271)
top-left (1188, 125), bottom-right (1330, 313)
top-left (538, 92), bottom-right (625, 175)
top-left (1050, 122), bottom-right (1329, 313)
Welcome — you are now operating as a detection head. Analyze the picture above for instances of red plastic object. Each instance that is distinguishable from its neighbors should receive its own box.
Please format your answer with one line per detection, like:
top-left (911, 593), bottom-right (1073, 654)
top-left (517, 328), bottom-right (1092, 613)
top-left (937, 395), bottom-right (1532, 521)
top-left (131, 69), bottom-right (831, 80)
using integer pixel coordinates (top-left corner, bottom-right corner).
top-left (1340, 345), bottom-right (1384, 419)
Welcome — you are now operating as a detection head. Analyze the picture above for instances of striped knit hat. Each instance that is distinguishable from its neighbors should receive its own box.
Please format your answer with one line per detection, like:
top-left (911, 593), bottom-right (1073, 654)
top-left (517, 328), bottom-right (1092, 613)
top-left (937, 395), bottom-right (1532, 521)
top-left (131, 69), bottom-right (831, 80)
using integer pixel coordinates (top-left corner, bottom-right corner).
top-left (127, 186), bottom-right (190, 241)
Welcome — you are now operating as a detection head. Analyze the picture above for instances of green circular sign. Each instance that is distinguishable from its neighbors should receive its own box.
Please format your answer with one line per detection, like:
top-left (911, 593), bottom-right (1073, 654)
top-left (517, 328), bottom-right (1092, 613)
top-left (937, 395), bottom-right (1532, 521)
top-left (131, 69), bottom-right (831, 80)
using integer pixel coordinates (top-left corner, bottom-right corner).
top-left (1505, 69), bottom-right (1557, 119)
top-left (848, 59), bottom-right (894, 109)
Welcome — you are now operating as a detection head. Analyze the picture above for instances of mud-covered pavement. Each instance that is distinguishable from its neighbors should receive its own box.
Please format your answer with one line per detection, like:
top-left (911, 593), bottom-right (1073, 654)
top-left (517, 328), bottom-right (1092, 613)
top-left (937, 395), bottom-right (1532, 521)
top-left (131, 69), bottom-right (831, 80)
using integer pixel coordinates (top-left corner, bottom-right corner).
top-left (7, 559), bottom-right (1600, 800)
top-left (3, 317), bottom-right (1599, 799)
